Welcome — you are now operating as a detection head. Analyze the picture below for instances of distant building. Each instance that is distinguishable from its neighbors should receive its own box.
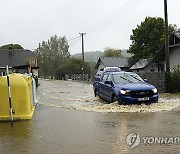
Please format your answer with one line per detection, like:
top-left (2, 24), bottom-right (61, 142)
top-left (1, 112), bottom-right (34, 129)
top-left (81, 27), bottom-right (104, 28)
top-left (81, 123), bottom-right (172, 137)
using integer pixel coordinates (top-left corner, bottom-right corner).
top-left (130, 58), bottom-right (159, 72)
top-left (0, 49), bottom-right (38, 76)
top-left (95, 57), bottom-right (135, 71)
top-left (154, 32), bottom-right (180, 72)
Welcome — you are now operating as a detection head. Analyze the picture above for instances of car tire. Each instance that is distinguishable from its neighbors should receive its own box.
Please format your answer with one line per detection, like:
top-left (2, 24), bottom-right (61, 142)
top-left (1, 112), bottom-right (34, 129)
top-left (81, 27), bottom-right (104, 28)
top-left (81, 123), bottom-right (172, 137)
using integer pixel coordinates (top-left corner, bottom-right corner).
top-left (111, 94), bottom-right (117, 102)
top-left (94, 89), bottom-right (99, 97)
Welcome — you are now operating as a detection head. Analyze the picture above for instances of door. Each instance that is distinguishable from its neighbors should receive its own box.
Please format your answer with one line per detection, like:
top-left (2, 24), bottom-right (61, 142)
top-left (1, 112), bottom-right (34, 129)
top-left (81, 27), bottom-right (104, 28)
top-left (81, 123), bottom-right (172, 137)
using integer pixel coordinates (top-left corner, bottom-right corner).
top-left (103, 74), bottom-right (113, 101)
top-left (98, 73), bottom-right (108, 98)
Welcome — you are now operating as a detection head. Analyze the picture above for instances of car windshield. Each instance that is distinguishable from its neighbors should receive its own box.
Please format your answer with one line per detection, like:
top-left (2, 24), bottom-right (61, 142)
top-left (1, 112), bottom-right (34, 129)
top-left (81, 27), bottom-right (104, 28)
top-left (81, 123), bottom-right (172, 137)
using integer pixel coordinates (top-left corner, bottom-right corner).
top-left (113, 73), bottom-right (145, 84)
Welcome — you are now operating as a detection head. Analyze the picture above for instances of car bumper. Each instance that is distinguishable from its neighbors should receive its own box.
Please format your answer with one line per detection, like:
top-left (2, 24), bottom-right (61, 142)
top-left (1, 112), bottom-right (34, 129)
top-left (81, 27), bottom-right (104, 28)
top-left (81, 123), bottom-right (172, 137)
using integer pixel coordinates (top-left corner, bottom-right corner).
top-left (118, 94), bottom-right (158, 104)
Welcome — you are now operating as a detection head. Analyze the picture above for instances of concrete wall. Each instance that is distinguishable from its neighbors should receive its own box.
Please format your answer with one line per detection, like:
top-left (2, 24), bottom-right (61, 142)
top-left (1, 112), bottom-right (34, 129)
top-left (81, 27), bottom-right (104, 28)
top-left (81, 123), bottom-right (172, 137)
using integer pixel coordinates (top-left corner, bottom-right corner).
top-left (138, 72), bottom-right (166, 93)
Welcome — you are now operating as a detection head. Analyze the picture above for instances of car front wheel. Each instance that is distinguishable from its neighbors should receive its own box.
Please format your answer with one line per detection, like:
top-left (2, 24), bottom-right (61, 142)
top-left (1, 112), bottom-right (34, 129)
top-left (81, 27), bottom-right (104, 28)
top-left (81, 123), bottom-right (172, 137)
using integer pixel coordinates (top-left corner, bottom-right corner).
top-left (111, 94), bottom-right (117, 102)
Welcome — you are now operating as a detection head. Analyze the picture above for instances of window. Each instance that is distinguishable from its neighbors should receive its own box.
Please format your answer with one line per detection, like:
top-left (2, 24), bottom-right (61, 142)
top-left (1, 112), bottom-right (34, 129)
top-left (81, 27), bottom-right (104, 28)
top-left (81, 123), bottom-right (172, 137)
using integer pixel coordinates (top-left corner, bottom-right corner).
top-left (150, 69), bottom-right (155, 72)
top-left (113, 73), bottom-right (145, 84)
top-left (107, 74), bottom-right (112, 81)
top-left (101, 74), bottom-right (108, 82)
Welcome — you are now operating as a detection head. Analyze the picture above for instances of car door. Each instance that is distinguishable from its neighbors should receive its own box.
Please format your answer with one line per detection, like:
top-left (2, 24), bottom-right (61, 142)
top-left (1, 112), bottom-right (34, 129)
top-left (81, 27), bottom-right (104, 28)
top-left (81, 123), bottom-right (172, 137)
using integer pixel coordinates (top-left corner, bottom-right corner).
top-left (103, 74), bottom-right (113, 101)
top-left (98, 73), bottom-right (108, 98)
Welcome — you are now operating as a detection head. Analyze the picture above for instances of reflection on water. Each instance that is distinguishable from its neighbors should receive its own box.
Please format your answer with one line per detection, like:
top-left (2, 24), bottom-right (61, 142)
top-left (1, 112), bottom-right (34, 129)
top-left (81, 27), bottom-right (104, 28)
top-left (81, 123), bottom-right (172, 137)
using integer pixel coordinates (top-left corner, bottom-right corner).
top-left (0, 121), bottom-right (33, 153)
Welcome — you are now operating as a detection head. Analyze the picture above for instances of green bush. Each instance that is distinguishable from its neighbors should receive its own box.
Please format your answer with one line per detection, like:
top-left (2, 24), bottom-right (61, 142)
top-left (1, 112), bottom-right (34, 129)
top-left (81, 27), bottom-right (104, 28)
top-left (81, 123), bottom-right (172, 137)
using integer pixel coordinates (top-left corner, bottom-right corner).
top-left (167, 66), bottom-right (180, 92)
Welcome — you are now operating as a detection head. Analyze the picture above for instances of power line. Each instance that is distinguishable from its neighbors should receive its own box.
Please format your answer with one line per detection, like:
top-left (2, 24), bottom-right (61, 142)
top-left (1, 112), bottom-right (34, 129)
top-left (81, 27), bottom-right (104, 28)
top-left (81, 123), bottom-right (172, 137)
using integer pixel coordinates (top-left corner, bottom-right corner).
top-left (67, 35), bottom-right (82, 49)
top-left (68, 36), bottom-right (81, 48)
top-left (85, 0), bottom-right (133, 33)
top-left (68, 0), bottom-right (147, 50)
top-left (67, 36), bottom-right (81, 42)
top-left (85, 0), bottom-right (146, 33)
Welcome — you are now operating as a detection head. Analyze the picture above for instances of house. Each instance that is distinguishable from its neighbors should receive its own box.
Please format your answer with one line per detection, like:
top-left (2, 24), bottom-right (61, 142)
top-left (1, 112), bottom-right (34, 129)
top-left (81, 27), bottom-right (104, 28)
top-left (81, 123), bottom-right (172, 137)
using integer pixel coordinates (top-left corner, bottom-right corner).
top-left (154, 32), bottom-right (180, 72)
top-left (130, 58), bottom-right (159, 72)
top-left (95, 57), bottom-right (135, 71)
top-left (0, 49), bottom-right (38, 76)
top-left (130, 32), bottom-right (180, 73)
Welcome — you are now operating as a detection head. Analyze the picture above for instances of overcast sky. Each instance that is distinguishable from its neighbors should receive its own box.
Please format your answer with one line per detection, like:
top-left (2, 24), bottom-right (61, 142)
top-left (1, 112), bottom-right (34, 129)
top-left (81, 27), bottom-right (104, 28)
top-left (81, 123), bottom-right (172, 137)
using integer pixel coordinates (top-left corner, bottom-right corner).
top-left (0, 0), bottom-right (180, 54)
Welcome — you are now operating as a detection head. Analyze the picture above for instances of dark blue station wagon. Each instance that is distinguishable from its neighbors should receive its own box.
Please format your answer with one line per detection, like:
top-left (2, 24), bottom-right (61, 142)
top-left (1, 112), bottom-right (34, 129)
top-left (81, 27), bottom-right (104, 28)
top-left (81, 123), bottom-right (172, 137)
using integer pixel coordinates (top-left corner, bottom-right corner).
top-left (93, 72), bottom-right (158, 105)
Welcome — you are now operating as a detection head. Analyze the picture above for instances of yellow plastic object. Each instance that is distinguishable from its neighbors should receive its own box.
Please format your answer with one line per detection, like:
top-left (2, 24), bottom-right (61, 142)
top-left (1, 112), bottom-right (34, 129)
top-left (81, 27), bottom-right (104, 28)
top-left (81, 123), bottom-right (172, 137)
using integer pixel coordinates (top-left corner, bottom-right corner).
top-left (0, 73), bottom-right (35, 121)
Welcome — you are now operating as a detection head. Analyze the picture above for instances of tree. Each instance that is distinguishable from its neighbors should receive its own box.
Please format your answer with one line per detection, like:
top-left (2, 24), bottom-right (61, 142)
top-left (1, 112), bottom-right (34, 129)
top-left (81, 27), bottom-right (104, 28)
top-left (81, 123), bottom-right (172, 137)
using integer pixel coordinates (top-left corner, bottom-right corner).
top-left (36, 35), bottom-right (91, 78)
top-left (0, 43), bottom-right (24, 49)
top-left (56, 57), bottom-right (91, 78)
top-left (167, 66), bottom-right (180, 92)
top-left (128, 17), bottom-right (177, 60)
top-left (103, 47), bottom-right (123, 57)
top-left (37, 35), bottom-right (70, 77)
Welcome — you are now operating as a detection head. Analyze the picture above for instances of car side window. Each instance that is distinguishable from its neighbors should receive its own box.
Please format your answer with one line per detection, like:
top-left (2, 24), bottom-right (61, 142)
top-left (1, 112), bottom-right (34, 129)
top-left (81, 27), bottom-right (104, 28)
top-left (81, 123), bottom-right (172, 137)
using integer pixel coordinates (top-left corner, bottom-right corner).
top-left (101, 74), bottom-right (108, 82)
top-left (107, 74), bottom-right (112, 81)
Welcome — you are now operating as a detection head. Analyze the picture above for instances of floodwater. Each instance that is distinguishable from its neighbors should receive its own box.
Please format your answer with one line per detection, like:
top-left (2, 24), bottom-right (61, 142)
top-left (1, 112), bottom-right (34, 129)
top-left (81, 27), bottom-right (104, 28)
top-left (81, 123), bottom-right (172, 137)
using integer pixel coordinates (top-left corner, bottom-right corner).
top-left (1, 79), bottom-right (180, 154)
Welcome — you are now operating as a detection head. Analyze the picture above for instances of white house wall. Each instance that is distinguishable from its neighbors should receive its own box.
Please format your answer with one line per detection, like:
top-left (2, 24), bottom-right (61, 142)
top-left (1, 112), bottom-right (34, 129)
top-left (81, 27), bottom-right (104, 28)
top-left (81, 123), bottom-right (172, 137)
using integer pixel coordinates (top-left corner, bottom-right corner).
top-left (132, 63), bottom-right (159, 73)
top-left (169, 48), bottom-right (180, 72)
top-left (144, 63), bottom-right (159, 72)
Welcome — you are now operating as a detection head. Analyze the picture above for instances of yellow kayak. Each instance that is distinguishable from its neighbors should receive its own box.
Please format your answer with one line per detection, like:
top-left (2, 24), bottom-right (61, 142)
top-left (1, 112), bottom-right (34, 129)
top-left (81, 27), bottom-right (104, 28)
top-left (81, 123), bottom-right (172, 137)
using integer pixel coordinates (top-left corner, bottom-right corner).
top-left (0, 73), bottom-right (37, 121)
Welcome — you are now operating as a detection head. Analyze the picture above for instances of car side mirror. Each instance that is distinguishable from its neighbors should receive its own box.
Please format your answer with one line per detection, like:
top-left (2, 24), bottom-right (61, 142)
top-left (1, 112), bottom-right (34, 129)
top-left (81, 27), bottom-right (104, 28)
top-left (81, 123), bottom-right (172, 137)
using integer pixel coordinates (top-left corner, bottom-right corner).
top-left (144, 79), bottom-right (148, 83)
top-left (104, 80), bottom-right (113, 86)
top-left (95, 77), bottom-right (100, 81)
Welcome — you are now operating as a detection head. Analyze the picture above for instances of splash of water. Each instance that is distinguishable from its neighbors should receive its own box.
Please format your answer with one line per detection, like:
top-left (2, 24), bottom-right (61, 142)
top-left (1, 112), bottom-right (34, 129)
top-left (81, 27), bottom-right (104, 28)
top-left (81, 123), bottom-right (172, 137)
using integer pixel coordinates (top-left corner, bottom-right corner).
top-left (38, 96), bottom-right (180, 113)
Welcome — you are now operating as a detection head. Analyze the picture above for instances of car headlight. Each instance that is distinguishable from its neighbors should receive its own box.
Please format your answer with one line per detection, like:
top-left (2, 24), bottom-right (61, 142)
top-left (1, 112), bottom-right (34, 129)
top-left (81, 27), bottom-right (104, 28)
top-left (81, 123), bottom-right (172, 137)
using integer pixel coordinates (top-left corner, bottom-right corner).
top-left (152, 88), bottom-right (158, 93)
top-left (120, 90), bottom-right (130, 95)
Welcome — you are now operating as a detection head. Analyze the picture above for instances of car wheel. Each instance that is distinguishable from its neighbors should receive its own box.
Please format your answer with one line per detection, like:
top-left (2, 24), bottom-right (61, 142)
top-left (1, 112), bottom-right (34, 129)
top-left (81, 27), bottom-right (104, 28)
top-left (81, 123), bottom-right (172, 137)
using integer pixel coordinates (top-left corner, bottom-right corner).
top-left (111, 94), bottom-right (117, 102)
top-left (94, 89), bottom-right (98, 97)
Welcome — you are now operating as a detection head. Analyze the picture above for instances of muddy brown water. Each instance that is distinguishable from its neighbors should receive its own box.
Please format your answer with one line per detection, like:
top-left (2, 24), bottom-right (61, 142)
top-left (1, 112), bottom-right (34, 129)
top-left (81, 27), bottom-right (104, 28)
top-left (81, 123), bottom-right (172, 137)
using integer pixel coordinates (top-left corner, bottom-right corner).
top-left (0, 79), bottom-right (180, 154)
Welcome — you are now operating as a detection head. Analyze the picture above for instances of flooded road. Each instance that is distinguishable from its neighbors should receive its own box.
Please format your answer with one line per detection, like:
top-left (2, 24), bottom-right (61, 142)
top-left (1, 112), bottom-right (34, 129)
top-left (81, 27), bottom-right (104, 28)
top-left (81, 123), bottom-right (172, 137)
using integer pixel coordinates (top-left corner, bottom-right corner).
top-left (1, 79), bottom-right (180, 154)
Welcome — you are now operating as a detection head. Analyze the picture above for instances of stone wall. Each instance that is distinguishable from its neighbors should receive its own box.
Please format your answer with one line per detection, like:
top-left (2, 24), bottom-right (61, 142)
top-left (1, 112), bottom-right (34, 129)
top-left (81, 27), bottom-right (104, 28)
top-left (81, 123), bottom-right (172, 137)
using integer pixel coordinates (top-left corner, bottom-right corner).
top-left (137, 72), bottom-right (166, 93)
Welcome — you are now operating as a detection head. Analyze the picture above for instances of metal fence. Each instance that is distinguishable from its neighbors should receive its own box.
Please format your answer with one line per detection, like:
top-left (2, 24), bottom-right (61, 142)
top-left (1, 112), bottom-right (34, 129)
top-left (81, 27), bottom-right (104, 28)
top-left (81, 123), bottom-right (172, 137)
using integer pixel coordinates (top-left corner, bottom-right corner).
top-left (64, 74), bottom-right (95, 83)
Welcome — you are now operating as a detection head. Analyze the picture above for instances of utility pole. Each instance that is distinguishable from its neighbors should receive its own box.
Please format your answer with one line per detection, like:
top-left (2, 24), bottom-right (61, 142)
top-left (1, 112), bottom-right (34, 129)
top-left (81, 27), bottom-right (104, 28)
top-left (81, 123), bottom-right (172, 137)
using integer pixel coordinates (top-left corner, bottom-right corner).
top-left (79, 33), bottom-right (86, 81)
top-left (164, 0), bottom-right (170, 73)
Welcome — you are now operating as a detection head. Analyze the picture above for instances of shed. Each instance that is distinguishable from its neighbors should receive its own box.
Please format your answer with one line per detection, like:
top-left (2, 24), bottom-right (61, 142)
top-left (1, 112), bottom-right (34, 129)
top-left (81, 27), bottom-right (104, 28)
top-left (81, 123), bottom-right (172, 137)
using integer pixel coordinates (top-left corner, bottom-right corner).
top-left (130, 58), bottom-right (159, 72)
